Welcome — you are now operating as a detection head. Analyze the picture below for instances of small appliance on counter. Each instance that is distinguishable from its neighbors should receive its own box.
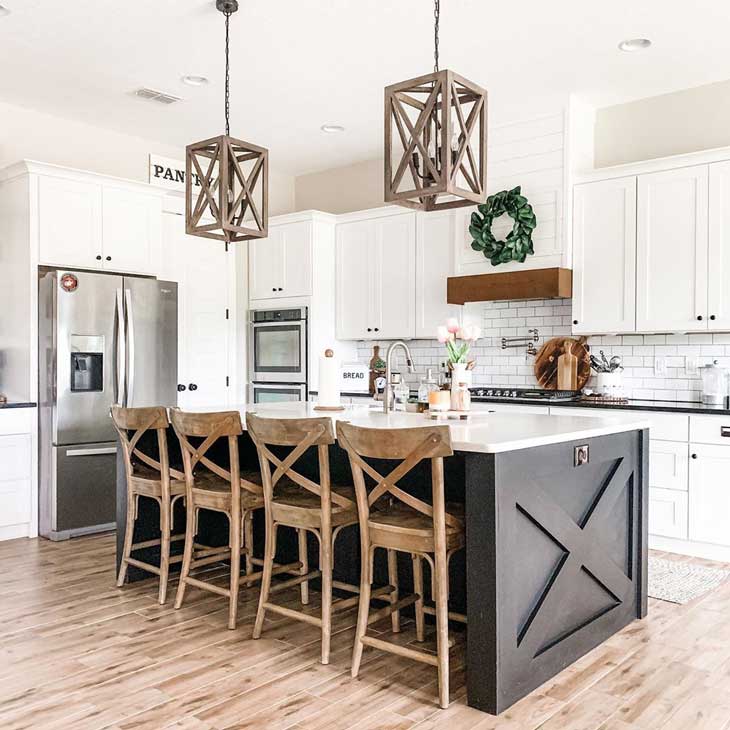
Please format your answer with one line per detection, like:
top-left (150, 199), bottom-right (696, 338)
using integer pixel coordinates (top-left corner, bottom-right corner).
top-left (700, 361), bottom-right (729, 405)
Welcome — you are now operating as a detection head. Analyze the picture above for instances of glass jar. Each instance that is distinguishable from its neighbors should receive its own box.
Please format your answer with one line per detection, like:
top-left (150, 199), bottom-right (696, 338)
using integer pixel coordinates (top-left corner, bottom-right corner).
top-left (450, 380), bottom-right (471, 412)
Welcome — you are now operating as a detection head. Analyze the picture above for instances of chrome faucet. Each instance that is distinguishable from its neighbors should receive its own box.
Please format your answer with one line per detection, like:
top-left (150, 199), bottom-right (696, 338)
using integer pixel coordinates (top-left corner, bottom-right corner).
top-left (384, 340), bottom-right (416, 413)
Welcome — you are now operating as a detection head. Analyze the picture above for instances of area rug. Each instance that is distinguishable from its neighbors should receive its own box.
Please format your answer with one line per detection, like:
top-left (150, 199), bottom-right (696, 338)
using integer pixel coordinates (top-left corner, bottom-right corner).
top-left (648, 556), bottom-right (730, 604)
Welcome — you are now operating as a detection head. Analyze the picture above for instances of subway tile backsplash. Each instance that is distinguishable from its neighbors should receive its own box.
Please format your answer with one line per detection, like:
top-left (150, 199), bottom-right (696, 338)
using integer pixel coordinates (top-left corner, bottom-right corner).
top-left (355, 298), bottom-right (730, 402)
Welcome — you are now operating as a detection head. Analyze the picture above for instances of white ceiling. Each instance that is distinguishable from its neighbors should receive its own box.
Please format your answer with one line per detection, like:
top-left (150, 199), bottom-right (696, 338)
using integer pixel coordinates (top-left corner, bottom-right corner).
top-left (1, 0), bottom-right (730, 176)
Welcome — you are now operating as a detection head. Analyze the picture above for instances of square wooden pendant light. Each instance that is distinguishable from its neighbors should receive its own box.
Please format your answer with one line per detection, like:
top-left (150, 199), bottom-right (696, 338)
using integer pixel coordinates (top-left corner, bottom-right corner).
top-left (385, 69), bottom-right (487, 212)
top-left (186, 134), bottom-right (268, 242)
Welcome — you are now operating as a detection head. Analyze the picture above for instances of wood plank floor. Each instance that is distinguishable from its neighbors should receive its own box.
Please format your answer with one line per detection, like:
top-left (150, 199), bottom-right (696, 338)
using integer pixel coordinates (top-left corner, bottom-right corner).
top-left (1, 535), bottom-right (730, 730)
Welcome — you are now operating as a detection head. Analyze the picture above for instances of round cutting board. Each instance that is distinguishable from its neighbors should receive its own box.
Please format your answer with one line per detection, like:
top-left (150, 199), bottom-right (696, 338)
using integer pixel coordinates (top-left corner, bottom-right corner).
top-left (533, 336), bottom-right (590, 390)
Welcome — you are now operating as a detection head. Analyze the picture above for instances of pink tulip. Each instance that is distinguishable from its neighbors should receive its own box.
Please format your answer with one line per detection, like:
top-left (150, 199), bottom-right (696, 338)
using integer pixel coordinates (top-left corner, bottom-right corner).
top-left (446, 317), bottom-right (460, 334)
top-left (437, 325), bottom-right (450, 343)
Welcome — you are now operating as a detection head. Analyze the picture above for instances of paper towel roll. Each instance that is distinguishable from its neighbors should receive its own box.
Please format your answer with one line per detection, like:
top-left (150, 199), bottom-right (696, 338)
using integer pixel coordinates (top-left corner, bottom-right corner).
top-left (317, 349), bottom-right (341, 408)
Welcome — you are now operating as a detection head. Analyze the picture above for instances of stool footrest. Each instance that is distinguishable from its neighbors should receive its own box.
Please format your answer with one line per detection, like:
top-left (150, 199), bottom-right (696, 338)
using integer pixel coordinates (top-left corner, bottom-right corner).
top-left (332, 580), bottom-right (360, 594)
top-left (360, 635), bottom-right (439, 666)
top-left (332, 584), bottom-right (394, 613)
top-left (125, 557), bottom-right (161, 576)
top-left (422, 605), bottom-right (467, 624)
top-left (270, 569), bottom-right (322, 593)
top-left (130, 533), bottom-right (186, 551)
top-left (367, 593), bottom-right (418, 625)
top-left (183, 575), bottom-right (231, 598)
top-left (262, 601), bottom-right (322, 627)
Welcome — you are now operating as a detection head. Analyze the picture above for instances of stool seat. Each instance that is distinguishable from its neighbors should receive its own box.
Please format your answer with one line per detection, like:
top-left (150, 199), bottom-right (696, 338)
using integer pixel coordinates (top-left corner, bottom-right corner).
top-left (368, 503), bottom-right (464, 553)
top-left (272, 482), bottom-right (358, 528)
top-left (191, 471), bottom-right (265, 512)
top-left (130, 464), bottom-right (186, 497)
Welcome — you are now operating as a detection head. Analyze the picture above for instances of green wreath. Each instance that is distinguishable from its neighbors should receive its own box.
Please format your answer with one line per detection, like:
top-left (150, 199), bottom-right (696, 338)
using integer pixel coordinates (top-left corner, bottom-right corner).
top-left (469, 186), bottom-right (537, 266)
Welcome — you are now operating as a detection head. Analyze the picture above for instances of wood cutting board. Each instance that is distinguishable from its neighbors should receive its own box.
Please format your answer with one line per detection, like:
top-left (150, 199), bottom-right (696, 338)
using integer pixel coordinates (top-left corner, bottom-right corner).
top-left (533, 336), bottom-right (590, 390)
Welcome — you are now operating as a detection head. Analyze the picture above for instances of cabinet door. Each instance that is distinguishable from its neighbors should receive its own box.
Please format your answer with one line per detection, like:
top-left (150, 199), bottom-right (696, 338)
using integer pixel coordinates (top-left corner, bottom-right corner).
top-left (38, 175), bottom-right (102, 268)
top-left (636, 166), bottom-right (708, 332)
top-left (280, 221), bottom-right (313, 298)
top-left (336, 220), bottom-right (373, 339)
top-left (415, 212), bottom-right (459, 338)
top-left (689, 443), bottom-right (730, 546)
top-left (649, 440), bottom-right (688, 492)
top-left (572, 177), bottom-right (636, 333)
top-left (102, 187), bottom-right (161, 275)
top-left (708, 161), bottom-right (730, 330)
top-left (649, 488), bottom-right (688, 539)
top-left (372, 213), bottom-right (416, 339)
top-left (249, 229), bottom-right (284, 300)
top-left (0, 433), bottom-right (31, 528)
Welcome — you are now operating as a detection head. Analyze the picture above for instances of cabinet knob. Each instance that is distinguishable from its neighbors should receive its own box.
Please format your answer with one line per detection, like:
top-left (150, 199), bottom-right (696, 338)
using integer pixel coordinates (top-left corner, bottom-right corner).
top-left (278, 287), bottom-right (283, 291)
top-left (710, 315), bottom-right (717, 321)
top-left (272, 287), bottom-right (276, 292)
top-left (691, 453), bottom-right (698, 459)
top-left (697, 315), bottom-right (704, 321)
top-left (367, 328), bottom-right (372, 332)
top-left (188, 383), bottom-right (198, 391)
top-left (96, 255), bottom-right (102, 261)
top-left (106, 256), bottom-right (112, 261)
top-left (573, 320), bottom-right (578, 325)
top-left (177, 384), bottom-right (187, 392)
top-left (374, 327), bottom-right (380, 332)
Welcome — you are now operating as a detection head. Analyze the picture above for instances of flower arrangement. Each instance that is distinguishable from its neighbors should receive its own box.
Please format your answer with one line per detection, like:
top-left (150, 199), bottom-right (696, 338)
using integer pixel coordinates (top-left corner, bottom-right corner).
top-left (437, 318), bottom-right (481, 364)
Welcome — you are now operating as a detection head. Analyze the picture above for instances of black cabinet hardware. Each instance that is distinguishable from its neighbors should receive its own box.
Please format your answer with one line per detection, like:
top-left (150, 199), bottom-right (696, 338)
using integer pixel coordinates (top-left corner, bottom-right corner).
top-left (106, 256), bottom-right (111, 261)
top-left (697, 315), bottom-right (703, 321)
top-left (278, 287), bottom-right (283, 291)
top-left (96, 255), bottom-right (102, 260)
top-left (573, 320), bottom-right (578, 325)
top-left (721, 426), bottom-right (730, 438)
top-left (272, 287), bottom-right (276, 292)
top-left (711, 315), bottom-right (717, 320)
top-left (367, 328), bottom-right (372, 332)
top-left (691, 453), bottom-right (698, 459)
top-left (188, 383), bottom-right (198, 391)
top-left (374, 327), bottom-right (379, 332)
top-left (177, 384), bottom-right (186, 392)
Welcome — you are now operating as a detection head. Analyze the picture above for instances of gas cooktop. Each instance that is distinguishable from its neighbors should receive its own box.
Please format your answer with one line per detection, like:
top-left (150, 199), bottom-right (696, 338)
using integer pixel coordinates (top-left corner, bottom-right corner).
top-left (469, 387), bottom-right (581, 402)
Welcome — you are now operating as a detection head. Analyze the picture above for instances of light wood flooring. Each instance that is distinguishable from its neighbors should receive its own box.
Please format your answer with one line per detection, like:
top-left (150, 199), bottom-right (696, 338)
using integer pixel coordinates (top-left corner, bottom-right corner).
top-left (1, 534), bottom-right (730, 730)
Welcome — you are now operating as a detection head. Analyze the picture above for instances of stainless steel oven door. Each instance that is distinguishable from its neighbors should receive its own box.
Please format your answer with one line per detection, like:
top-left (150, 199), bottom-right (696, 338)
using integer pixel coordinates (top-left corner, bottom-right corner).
top-left (249, 319), bottom-right (307, 383)
top-left (248, 383), bottom-right (307, 404)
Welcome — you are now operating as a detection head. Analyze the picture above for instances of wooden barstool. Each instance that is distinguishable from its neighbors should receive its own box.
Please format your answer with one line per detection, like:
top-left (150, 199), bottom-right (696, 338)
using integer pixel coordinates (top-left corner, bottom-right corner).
top-left (336, 421), bottom-right (466, 709)
top-left (171, 409), bottom-right (302, 630)
top-left (247, 414), bottom-right (368, 664)
top-left (112, 405), bottom-right (186, 605)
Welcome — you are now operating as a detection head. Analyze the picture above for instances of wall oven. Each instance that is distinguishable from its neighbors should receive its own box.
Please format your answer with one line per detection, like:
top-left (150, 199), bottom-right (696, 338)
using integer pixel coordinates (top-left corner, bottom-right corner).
top-left (248, 382), bottom-right (307, 404)
top-left (248, 306), bottom-right (308, 386)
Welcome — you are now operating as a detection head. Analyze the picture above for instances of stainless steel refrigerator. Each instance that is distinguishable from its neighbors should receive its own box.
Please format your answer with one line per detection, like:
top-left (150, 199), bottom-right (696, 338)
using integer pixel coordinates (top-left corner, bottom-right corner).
top-left (38, 269), bottom-right (177, 540)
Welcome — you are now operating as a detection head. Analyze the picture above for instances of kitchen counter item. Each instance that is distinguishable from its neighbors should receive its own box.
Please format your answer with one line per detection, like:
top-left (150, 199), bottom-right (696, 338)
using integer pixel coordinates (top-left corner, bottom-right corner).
top-left (534, 337), bottom-right (590, 390)
top-left (700, 361), bottom-right (729, 405)
top-left (557, 340), bottom-right (578, 390)
top-left (314, 349), bottom-right (344, 411)
top-left (470, 387), bottom-right (581, 402)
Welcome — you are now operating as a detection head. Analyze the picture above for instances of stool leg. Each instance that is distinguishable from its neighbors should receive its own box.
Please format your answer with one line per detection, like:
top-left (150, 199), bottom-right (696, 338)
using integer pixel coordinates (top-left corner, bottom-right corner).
top-left (351, 544), bottom-right (372, 678)
top-left (253, 518), bottom-right (277, 639)
top-left (320, 524), bottom-right (332, 664)
top-left (158, 498), bottom-right (172, 605)
top-left (434, 543), bottom-right (450, 709)
top-left (387, 549), bottom-right (401, 633)
top-left (228, 510), bottom-right (242, 630)
top-left (412, 553), bottom-right (425, 642)
top-left (244, 511), bottom-right (254, 578)
top-left (298, 528), bottom-right (309, 606)
top-left (174, 502), bottom-right (196, 610)
top-left (117, 492), bottom-right (136, 587)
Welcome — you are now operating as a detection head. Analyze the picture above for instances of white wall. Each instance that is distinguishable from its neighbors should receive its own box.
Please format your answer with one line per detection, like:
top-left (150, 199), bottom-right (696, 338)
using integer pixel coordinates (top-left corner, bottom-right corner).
top-left (0, 99), bottom-right (295, 215)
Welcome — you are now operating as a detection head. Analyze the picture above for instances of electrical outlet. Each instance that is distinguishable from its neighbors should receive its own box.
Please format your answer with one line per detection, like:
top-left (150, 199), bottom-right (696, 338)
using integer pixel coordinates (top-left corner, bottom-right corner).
top-left (686, 356), bottom-right (700, 377)
top-left (574, 445), bottom-right (589, 467)
top-left (654, 356), bottom-right (667, 376)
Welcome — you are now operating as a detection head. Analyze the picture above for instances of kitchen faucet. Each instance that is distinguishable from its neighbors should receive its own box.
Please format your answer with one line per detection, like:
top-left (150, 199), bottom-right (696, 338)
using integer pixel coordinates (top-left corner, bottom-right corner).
top-left (383, 340), bottom-right (416, 413)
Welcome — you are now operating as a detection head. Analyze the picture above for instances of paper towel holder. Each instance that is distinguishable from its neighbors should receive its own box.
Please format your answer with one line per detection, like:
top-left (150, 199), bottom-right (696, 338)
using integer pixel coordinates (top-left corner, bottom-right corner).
top-left (314, 348), bottom-right (346, 412)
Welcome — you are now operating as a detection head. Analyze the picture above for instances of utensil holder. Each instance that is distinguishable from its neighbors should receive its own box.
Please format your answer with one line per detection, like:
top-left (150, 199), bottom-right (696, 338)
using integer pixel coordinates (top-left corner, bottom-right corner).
top-left (596, 371), bottom-right (624, 398)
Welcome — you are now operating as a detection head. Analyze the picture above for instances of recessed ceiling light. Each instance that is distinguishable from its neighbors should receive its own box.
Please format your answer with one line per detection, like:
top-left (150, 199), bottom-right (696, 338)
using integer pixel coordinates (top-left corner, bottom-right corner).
top-left (181, 74), bottom-right (209, 87)
top-left (0, 5), bottom-right (11, 17)
top-left (618, 38), bottom-right (652, 52)
top-left (321, 124), bottom-right (345, 134)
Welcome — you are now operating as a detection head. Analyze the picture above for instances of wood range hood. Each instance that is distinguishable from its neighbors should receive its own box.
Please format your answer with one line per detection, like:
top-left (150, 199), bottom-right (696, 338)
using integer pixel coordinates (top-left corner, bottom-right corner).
top-left (447, 267), bottom-right (572, 305)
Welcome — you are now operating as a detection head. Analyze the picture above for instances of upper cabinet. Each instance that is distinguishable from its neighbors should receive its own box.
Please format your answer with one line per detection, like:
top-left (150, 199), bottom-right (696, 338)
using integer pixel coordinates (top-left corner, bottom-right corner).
top-left (572, 176), bottom-right (636, 334)
top-left (32, 165), bottom-right (163, 275)
top-left (708, 160), bottom-right (730, 330)
top-left (249, 220), bottom-right (313, 300)
top-left (336, 211), bottom-right (415, 340)
top-left (636, 165), bottom-right (709, 332)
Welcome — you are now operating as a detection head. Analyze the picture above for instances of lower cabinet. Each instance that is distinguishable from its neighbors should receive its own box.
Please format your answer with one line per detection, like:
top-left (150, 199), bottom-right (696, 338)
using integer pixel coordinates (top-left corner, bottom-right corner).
top-left (648, 439), bottom-right (689, 539)
top-left (649, 488), bottom-right (688, 540)
top-left (0, 408), bottom-right (35, 540)
top-left (688, 443), bottom-right (730, 546)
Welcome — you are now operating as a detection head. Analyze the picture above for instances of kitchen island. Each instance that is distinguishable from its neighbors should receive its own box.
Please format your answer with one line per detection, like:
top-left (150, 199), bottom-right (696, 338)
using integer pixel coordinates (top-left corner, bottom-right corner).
top-left (116, 404), bottom-right (649, 714)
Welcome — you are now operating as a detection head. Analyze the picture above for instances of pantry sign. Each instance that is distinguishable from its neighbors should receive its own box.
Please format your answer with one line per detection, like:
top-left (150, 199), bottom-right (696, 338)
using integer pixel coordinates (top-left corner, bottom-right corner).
top-left (148, 154), bottom-right (205, 192)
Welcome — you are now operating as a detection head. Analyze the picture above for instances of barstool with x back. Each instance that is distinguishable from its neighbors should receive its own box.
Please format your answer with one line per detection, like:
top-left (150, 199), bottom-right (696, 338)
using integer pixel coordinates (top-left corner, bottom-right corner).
top-left (336, 421), bottom-right (466, 709)
top-left (170, 409), bottom-right (304, 630)
top-left (246, 413), bottom-right (379, 665)
top-left (112, 405), bottom-right (187, 605)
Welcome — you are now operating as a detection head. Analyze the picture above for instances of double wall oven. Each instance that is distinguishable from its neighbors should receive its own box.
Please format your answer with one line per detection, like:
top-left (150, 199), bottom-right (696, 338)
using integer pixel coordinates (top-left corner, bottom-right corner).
top-left (248, 306), bottom-right (308, 403)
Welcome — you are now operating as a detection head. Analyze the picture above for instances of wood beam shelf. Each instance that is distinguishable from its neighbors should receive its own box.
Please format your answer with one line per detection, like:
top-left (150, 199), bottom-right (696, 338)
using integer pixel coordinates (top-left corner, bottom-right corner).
top-left (447, 267), bottom-right (572, 305)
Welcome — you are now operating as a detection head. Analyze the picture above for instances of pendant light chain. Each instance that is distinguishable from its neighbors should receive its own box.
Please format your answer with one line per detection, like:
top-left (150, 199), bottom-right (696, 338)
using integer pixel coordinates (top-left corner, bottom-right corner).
top-left (433, 0), bottom-right (440, 73)
top-left (224, 9), bottom-right (231, 136)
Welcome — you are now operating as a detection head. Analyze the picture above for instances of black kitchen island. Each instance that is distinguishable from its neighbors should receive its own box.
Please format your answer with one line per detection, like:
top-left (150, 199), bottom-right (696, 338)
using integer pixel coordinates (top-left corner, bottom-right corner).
top-left (116, 404), bottom-right (649, 715)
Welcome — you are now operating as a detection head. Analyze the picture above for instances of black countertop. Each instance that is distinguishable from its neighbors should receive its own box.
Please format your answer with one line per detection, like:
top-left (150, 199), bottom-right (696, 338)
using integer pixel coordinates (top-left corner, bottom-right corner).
top-left (471, 396), bottom-right (730, 416)
top-left (0, 402), bottom-right (37, 409)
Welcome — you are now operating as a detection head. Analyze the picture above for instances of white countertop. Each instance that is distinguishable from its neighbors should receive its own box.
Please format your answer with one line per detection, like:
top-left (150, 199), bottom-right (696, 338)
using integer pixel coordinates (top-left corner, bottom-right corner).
top-left (187, 402), bottom-right (650, 454)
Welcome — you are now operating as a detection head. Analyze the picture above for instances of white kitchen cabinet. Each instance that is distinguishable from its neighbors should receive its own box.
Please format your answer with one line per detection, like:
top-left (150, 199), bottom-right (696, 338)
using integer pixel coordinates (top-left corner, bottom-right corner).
top-left (162, 214), bottom-right (232, 408)
top-left (249, 220), bottom-right (312, 300)
top-left (689, 443), bottom-right (730, 546)
top-left (636, 165), bottom-right (709, 332)
top-left (38, 175), bottom-right (102, 269)
top-left (415, 211), bottom-right (459, 338)
top-left (708, 160), bottom-right (730, 330)
top-left (0, 407), bottom-right (36, 540)
top-left (101, 186), bottom-right (161, 275)
top-left (649, 488), bottom-right (688, 539)
top-left (336, 212), bottom-right (416, 340)
top-left (572, 177), bottom-right (636, 334)
top-left (649, 440), bottom-right (688, 492)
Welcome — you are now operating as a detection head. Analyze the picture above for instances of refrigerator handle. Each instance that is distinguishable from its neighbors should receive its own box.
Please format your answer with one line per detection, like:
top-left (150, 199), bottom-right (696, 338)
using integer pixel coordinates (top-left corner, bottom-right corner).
top-left (115, 288), bottom-right (126, 406)
top-left (125, 288), bottom-right (135, 406)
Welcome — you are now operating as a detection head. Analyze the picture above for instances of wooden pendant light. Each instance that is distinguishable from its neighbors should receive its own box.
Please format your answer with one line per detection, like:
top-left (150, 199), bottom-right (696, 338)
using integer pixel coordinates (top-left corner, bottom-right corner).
top-left (384, 1), bottom-right (487, 211)
top-left (185, 0), bottom-right (268, 243)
